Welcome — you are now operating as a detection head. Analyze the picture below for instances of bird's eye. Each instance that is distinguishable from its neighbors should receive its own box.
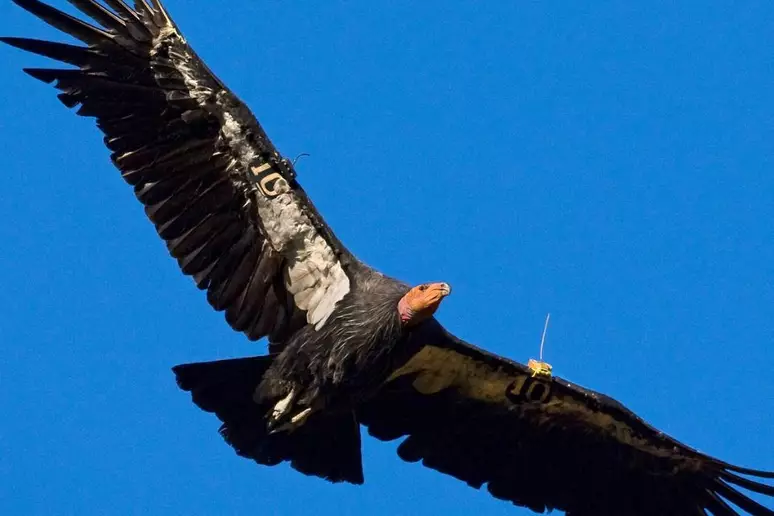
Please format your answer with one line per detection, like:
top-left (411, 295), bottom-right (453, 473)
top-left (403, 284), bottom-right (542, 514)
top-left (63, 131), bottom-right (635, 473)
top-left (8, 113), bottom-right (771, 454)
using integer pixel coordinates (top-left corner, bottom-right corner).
top-left (418, 285), bottom-right (427, 291)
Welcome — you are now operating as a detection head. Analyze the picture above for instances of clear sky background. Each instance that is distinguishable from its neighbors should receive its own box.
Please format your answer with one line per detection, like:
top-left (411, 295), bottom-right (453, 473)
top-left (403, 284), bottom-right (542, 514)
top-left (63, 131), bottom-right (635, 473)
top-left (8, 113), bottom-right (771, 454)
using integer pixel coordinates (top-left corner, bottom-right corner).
top-left (0, 2), bottom-right (772, 515)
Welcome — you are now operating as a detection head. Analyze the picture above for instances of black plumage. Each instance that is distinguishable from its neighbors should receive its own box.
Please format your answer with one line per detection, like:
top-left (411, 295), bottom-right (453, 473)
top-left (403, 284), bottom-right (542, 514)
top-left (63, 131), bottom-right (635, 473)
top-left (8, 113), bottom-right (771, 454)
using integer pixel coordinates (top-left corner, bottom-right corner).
top-left (4, 1), bottom-right (773, 515)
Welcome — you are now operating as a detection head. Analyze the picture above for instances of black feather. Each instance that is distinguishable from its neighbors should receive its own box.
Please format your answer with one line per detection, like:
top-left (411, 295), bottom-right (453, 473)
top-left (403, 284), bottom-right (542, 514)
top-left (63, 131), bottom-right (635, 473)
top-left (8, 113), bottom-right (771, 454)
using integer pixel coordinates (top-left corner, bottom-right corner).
top-left (206, 233), bottom-right (262, 310)
top-left (101, 0), bottom-right (142, 24)
top-left (66, 0), bottom-right (127, 33)
top-left (178, 220), bottom-right (242, 276)
top-left (12, 0), bottom-right (113, 45)
top-left (166, 212), bottom-right (238, 260)
top-left (712, 479), bottom-right (774, 516)
top-left (0, 36), bottom-right (94, 66)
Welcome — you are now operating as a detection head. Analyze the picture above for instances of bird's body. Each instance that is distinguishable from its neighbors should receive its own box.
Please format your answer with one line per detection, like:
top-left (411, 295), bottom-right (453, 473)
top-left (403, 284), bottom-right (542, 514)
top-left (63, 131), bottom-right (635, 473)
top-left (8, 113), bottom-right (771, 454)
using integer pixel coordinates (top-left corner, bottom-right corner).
top-left (4, 1), bottom-right (774, 514)
top-left (258, 269), bottom-right (417, 430)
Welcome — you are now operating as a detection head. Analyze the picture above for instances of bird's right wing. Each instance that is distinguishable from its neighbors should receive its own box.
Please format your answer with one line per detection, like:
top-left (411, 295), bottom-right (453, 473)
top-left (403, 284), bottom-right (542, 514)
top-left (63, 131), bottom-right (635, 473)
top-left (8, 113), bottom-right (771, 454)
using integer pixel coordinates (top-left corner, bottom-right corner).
top-left (358, 319), bottom-right (774, 515)
top-left (4, 0), bottom-right (357, 347)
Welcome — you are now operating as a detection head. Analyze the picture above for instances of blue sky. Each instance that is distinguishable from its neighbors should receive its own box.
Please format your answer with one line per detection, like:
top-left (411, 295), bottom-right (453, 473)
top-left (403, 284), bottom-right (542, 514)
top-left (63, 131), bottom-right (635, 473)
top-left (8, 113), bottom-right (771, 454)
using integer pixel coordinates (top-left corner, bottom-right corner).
top-left (1, 2), bottom-right (773, 515)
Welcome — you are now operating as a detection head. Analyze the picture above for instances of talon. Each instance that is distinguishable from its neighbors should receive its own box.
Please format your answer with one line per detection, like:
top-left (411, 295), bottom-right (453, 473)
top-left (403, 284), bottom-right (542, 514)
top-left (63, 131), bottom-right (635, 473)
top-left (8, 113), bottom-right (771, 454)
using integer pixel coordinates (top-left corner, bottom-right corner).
top-left (270, 387), bottom-right (297, 423)
top-left (269, 407), bottom-right (313, 434)
top-left (290, 407), bottom-right (313, 425)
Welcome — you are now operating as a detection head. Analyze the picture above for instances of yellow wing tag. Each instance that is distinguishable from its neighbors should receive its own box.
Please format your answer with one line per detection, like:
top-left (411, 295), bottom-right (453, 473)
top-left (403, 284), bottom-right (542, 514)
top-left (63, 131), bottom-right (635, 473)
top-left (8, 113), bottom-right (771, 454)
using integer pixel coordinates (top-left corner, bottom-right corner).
top-left (248, 157), bottom-right (296, 198)
top-left (527, 358), bottom-right (553, 378)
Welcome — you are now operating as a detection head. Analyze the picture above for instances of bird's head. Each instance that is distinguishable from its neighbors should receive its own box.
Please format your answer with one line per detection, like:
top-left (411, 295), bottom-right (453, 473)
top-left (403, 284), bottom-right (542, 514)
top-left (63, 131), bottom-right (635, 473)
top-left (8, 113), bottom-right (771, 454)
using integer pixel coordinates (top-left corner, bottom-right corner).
top-left (398, 282), bottom-right (452, 326)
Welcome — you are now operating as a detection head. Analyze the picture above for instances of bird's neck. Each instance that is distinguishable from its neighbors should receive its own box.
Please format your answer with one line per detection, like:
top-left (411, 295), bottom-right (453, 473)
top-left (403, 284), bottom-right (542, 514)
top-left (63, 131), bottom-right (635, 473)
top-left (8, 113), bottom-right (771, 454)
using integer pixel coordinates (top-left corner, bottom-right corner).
top-left (397, 295), bottom-right (416, 325)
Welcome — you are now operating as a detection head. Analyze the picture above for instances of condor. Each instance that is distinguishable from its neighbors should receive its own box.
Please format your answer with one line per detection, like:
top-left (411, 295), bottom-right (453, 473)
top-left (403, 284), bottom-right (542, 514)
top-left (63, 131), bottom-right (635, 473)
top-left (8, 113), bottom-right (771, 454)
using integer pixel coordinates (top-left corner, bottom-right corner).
top-left (4, 1), bottom-right (773, 514)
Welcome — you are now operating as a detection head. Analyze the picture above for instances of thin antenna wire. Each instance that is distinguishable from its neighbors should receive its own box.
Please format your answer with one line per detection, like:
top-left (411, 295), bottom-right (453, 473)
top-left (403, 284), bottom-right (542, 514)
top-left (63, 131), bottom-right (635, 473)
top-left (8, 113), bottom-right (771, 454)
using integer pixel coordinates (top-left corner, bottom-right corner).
top-left (539, 313), bottom-right (551, 361)
top-left (293, 153), bottom-right (310, 166)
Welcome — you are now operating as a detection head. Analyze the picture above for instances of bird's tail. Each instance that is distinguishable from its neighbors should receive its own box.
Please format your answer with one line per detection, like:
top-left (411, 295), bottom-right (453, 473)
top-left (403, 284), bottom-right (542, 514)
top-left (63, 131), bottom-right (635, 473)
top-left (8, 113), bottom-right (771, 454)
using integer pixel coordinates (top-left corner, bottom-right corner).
top-left (173, 356), bottom-right (364, 484)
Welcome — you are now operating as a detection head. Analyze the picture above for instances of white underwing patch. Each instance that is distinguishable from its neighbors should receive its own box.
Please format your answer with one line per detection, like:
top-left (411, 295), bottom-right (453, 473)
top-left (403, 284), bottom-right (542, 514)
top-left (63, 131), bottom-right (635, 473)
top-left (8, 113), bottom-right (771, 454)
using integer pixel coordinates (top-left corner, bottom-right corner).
top-left (258, 188), bottom-right (350, 330)
top-left (151, 18), bottom-right (350, 330)
top-left (220, 111), bottom-right (258, 163)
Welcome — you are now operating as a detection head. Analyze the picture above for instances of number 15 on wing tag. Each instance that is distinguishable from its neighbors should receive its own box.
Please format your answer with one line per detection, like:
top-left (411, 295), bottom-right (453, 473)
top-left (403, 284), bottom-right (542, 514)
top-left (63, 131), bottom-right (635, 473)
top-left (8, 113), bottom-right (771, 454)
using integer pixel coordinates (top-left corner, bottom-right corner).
top-left (249, 162), bottom-right (289, 198)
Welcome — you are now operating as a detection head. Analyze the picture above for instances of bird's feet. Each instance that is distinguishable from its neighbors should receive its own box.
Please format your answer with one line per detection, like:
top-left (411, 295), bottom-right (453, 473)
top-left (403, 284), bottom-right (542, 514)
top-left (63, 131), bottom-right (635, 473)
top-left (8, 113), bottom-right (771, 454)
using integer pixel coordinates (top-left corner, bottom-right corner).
top-left (269, 408), bottom-right (313, 434)
top-left (270, 387), bottom-right (297, 423)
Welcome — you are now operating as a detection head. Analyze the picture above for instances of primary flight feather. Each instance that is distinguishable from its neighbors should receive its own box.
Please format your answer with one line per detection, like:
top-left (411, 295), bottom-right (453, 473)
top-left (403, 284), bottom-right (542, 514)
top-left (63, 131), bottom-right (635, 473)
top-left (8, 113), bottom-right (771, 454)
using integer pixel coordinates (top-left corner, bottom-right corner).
top-left (4, 1), bottom-right (773, 515)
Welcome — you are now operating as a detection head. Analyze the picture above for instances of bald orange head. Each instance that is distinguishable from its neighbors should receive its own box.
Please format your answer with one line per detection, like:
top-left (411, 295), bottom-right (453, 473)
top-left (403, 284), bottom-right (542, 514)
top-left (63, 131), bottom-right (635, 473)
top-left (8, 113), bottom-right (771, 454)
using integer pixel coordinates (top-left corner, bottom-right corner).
top-left (398, 282), bottom-right (452, 326)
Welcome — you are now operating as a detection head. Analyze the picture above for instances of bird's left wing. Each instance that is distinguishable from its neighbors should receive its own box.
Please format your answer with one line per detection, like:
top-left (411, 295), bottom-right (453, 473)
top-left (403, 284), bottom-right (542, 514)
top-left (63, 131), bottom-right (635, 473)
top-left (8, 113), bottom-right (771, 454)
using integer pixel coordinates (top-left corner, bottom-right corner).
top-left (357, 319), bottom-right (774, 516)
top-left (3, 0), bottom-right (355, 346)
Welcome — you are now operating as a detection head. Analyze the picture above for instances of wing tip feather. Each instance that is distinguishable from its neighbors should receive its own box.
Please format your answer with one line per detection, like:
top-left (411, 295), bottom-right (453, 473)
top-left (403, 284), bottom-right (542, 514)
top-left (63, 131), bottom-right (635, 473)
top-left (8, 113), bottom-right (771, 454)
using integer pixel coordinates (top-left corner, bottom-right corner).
top-left (710, 476), bottom-right (774, 516)
top-left (23, 67), bottom-right (58, 83)
top-left (10, 0), bottom-right (115, 45)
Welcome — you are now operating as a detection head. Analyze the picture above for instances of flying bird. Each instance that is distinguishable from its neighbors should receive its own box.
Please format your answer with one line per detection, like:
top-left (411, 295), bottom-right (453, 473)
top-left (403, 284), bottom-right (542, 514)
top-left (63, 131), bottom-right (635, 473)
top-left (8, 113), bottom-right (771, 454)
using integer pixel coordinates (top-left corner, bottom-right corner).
top-left (4, 1), bottom-right (773, 515)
